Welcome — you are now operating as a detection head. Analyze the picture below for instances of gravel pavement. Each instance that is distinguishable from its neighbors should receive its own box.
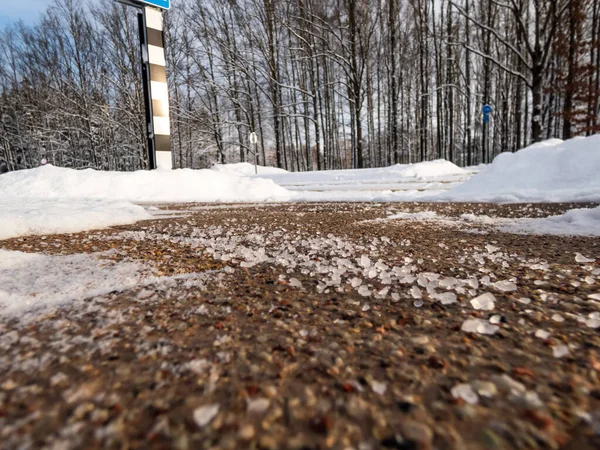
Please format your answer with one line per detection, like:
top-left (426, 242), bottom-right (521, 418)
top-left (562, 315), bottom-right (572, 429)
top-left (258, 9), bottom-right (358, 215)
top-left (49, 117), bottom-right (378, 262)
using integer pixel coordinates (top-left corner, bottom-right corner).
top-left (1, 202), bottom-right (599, 450)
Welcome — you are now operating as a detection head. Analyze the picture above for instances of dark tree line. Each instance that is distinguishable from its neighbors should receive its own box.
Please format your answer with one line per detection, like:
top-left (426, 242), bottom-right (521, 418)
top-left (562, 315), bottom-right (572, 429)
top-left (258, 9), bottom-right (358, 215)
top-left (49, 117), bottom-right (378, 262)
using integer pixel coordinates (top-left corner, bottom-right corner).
top-left (1, 0), bottom-right (599, 173)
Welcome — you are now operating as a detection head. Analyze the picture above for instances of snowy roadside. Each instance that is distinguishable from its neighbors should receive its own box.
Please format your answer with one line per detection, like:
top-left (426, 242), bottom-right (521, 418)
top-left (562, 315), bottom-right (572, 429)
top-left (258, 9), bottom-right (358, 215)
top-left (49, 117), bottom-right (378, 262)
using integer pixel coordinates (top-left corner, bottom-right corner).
top-left (1, 135), bottom-right (599, 240)
top-left (0, 160), bottom-right (471, 239)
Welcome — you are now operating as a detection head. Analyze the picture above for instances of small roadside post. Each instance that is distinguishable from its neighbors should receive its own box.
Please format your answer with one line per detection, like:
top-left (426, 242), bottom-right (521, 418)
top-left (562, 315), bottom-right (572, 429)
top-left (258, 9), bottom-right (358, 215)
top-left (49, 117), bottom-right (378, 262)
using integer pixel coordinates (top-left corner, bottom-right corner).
top-left (115, 0), bottom-right (172, 170)
top-left (482, 104), bottom-right (492, 163)
top-left (249, 132), bottom-right (258, 175)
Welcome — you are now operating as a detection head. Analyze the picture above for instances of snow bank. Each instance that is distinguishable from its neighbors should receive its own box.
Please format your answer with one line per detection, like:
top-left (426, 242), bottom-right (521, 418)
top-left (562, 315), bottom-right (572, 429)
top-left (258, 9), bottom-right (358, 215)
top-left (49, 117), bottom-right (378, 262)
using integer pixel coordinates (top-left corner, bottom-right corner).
top-left (0, 198), bottom-right (151, 240)
top-left (0, 165), bottom-right (290, 203)
top-left (211, 162), bottom-right (288, 176)
top-left (437, 137), bottom-right (600, 202)
top-left (0, 165), bottom-right (291, 239)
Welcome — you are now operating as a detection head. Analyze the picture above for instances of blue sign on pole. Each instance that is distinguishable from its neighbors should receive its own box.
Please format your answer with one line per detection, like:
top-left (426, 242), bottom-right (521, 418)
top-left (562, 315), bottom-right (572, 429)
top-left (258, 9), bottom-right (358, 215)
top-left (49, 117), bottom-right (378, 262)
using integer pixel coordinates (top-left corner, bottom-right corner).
top-left (482, 104), bottom-right (492, 123)
top-left (138, 0), bottom-right (170, 9)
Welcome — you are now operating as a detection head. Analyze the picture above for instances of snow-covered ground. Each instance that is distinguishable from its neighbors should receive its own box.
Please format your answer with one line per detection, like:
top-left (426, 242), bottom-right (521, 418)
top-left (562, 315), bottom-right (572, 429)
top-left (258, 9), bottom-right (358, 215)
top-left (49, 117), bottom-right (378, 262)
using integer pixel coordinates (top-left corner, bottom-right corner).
top-left (254, 160), bottom-right (472, 202)
top-left (0, 136), bottom-right (599, 239)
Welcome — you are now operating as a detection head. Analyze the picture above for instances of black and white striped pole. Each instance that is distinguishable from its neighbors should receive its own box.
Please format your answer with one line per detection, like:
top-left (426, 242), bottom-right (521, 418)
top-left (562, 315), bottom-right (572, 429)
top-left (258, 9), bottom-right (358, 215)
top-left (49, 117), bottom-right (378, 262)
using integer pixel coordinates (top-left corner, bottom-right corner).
top-left (116, 0), bottom-right (171, 170)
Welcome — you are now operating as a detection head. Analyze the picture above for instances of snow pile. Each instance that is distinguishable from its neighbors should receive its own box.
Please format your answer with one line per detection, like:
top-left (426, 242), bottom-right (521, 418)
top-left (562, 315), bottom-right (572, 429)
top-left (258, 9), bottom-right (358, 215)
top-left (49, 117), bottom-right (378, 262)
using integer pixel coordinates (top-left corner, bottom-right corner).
top-left (500, 205), bottom-right (600, 236)
top-left (211, 162), bottom-right (288, 176)
top-left (0, 198), bottom-right (151, 240)
top-left (0, 165), bottom-right (290, 203)
top-left (389, 159), bottom-right (468, 179)
top-left (438, 136), bottom-right (600, 202)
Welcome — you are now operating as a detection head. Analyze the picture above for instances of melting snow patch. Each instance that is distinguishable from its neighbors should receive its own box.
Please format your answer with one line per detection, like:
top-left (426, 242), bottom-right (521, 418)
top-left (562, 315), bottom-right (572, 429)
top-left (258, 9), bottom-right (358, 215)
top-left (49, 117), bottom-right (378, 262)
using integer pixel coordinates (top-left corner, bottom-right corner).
top-left (385, 211), bottom-right (439, 221)
top-left (0, 250), bottom-right (158, 319)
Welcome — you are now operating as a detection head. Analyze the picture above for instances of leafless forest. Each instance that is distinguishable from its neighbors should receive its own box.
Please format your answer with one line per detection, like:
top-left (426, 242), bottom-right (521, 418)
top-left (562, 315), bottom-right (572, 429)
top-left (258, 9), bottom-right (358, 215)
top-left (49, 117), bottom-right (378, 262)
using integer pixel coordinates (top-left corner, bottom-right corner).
top-left (1, 0), bottom-right (599, 172)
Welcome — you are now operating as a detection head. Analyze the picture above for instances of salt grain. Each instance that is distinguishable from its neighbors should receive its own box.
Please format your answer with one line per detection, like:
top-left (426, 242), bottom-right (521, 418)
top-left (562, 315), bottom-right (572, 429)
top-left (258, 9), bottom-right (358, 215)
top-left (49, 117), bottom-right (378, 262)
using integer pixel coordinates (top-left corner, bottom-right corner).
top-left (552, 345), bottom-right (570, 358)
top-left (451, 383), bottom-right (479, 405)
top-left (461, 318), bottom-right (499, 335)
top-left (470, 293), bottom-right (496, 311)
top-left (193, 404), bottom-right (219, 427)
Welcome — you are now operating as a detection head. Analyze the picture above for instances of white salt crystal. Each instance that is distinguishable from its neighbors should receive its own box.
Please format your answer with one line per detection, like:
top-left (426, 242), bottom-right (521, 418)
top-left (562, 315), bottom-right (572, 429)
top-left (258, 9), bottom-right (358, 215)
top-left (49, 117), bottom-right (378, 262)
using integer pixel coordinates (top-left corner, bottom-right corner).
top-left (410, 286), bottom-right (422, 299)
top-left (493, 280), bottom-right (517, 292)
top-left (535, 329), bottom-right (550, 340)
top-left (371, 380), bottom-right (387, 395)
top-left (461, 318), bottom-right (499, 335)
top-left (575, 253), bottom-right (595, 263)
top-left (247, 398), bottom-right (270, 414)
top-left (470, 293), bottom-right (496, 311)
top-left (451, 383), bottom-right (478, 405)
top-left (193, 404), bottom-right (219, 427)
top-left (552, 345), bottom-right (570, 358)
top-left (289, 278), bottom-right (303, 288)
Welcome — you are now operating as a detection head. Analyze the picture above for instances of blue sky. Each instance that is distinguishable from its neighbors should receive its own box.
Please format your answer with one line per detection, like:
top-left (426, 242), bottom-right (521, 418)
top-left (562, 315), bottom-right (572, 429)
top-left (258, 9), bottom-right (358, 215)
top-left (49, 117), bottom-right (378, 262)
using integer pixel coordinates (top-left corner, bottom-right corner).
top-left (0, 0), bottom-right (54, 27)
top-left (0, 1), bottom-right (174, 27)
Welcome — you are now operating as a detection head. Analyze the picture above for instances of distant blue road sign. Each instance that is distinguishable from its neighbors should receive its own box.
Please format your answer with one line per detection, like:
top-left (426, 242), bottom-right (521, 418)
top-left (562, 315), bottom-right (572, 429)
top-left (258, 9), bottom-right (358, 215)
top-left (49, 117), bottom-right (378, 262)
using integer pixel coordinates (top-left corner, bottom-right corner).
top-left (138, 0), bottom-right (170, 9)
top-left (482, 104), bottom-right (492, 115)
